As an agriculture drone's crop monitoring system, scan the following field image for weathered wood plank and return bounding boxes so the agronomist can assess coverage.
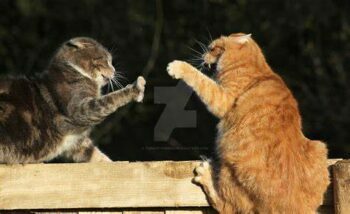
[123,211,164,214]
[0,160,340,210]
[79,212,123,214]
[333,160,350,214]
[165,209,216,214]
[0,161,207,210]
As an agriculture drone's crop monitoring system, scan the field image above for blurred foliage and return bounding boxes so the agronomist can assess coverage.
[0,0,349,160]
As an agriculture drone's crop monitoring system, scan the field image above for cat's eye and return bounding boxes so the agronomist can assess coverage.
[209,46,222,52]
[210,46,224,53]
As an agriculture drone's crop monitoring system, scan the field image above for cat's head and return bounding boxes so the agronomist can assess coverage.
[51,37,115,87]
[203,33,264,72]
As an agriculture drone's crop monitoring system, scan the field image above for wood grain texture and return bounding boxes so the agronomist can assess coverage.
[333,160,350,214]
[0,161,207,210]
[123,211,164,214]
[165,209,216,214]
[0,159,342,211]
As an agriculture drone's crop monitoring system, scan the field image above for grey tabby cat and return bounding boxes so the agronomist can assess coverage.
[0,37,146,163]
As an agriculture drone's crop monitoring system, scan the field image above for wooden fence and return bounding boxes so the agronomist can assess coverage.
[0,159,349,213]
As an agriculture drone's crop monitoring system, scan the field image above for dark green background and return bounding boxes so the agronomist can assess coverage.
[0,0,349,160]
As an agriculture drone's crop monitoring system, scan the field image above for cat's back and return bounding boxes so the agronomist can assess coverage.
[0,75,56,144]
[0,75,65,163]
[218,73,329,211]
[1,76,38,131]
[0,76,39,115]
[0,76,33,104]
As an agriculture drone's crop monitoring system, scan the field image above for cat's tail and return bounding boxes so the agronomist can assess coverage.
[305,140,330,210]
[308,140,328,162]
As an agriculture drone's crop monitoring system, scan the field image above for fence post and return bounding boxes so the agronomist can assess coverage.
[333,160,350,214]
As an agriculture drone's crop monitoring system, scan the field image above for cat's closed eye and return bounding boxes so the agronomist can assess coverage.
[209,46,224,52]
[208,46,224,57]
[93,57,103,60]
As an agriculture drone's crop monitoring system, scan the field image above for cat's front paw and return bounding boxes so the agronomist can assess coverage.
[134,76,146,102]
[167,60,192,79]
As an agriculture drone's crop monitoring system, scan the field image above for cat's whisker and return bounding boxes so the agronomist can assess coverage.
[187,46,203,56]
[109,79,114,92]
[187,57,203,63]
[111,77,123,89]
[115,73,128,82]
[206,28,213,44]
[187,52,206,68]
[188,61,200,66]
[195,39,209,53]
[113,70,129,82]
[188,58,204,66]
[198,39,209,48]
[196,43,206,54]
[107,81,111,93]
[190,54,204,59]
[187,58,204,69]
[195,56,203,61]
[190,59,205,70]
[110,78,118,88]
[187,51,204,62]
[114,77,127,85]
[116,74,128,80]
[112,73,125,85]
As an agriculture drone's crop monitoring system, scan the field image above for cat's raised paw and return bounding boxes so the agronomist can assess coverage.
[135,76,146,102]
[167,60,190,79]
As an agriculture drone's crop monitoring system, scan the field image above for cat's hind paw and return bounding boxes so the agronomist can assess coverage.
[167,60,190,79]
[193,160,212,185]
[135,76,146,102]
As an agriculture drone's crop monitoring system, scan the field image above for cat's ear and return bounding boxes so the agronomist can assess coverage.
[236,34,252,44]
[66,39,84,49]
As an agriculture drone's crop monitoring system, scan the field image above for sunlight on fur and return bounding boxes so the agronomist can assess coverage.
[167,33,329,213]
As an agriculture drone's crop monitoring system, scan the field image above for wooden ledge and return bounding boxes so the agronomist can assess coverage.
[0,159,346,213]
[0,161,206,210]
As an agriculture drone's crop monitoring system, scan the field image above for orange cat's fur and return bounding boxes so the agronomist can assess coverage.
[167,33,329,213]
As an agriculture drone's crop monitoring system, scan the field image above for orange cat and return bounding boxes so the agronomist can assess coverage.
[167,33,329,213]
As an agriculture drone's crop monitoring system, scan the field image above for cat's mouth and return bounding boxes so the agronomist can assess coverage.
[204,62,218,73]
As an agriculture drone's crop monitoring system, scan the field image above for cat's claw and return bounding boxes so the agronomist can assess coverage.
[135,76,146,102]
[167,60,189,79]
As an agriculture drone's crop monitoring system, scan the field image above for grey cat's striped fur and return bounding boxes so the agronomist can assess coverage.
[0,37,146,163]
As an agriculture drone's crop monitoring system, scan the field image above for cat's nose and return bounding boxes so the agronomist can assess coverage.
[111,66,116,73]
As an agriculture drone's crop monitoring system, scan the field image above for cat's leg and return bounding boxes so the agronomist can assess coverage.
[68,76,146,126]
[62,137,112,162]
[167,60,232,118]
[193,161,227,213]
